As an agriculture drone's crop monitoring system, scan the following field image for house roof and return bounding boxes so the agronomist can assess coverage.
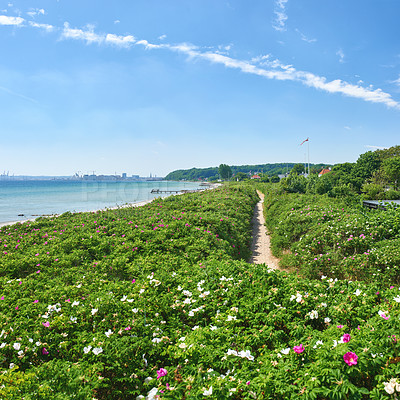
[251,174,261,179]
[318,169,331,177]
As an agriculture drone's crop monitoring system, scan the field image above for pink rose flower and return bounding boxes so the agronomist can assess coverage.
[293,344,304,354]
[343,352,358,366]
[342,334,351,343]
[157,368,168,379]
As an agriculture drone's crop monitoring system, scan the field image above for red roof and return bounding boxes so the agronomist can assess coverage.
[251,175,261,179]
[318,169,331,177]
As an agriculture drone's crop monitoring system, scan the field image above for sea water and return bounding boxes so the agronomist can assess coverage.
[0,180,203,224]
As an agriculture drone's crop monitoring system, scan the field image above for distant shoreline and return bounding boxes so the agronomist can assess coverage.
[0,199,154,229]
[0,180,207,228]
[0,183,220,229]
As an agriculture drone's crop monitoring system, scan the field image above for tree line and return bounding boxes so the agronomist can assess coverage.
[280,145,400,199]
[164,162,327,181]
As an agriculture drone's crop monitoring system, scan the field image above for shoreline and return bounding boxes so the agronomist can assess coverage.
[0,199,155,229]
[0,183,220,229]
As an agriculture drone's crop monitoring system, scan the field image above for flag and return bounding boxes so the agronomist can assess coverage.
[300,137,309,146]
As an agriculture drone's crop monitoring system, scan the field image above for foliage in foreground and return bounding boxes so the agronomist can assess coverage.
[0,185,399,399]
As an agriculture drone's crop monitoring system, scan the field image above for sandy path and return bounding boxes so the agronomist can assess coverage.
[249,190,280,269]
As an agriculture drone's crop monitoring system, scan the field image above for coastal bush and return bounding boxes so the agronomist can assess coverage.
[262,186,400,284]
[1,184,400,399]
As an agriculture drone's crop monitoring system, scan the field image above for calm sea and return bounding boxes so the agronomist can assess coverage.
[0,180,203,224]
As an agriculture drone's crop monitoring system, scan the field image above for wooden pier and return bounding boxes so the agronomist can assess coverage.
[151,189,204,194]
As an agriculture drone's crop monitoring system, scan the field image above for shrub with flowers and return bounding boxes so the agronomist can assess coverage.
[0,183,399,399]
[262,185,400,284]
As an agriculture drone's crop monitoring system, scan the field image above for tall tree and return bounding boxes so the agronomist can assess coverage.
[291,163,305,175]
[218,164,232,180]
[352,151,381,181]
[382,156,400,190]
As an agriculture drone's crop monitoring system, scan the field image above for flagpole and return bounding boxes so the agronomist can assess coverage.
[299,137,310,176]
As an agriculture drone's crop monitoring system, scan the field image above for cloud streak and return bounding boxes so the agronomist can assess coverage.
[155,46,400,110]
[54,22,400,110]
[62,22,135,48]
[0,85,38,103]
[295,29,316,43]
[365,145,388,150]
[29,21,54,31]
[2,16,400,110]
[273,0,289,32]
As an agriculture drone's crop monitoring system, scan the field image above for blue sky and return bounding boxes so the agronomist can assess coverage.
[0,1,399,177]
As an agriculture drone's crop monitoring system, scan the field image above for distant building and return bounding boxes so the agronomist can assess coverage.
[318,168,331,177]
[251,174,261,179]
[122,173,127,179]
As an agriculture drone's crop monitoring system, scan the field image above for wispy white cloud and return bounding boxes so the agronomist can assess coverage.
[344,126,351,130]
[391,75,400,87]
[61,22,135,48]
[27,8,45,18]
[62,22,103,44]
[29,21,53,31]
[336,48,345,63]
[3,17,400,110]
[114,20,120,24]
[136,39,164,50]
[62,25,399,109]
[365,145,388,150]
[295,29,316,43]
[158,34,167,40]
[105,33,135,47]
[162,48,400,110]
[0,85,38,103]
[0,14,24,25]
[273,0,289,32]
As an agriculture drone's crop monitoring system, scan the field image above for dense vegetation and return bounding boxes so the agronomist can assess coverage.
[164,163,327,181]
[263,185,400,284]
[280,145,400,200]
[1,184,399,399]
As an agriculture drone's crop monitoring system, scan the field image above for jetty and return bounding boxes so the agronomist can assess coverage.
[151,188,204,194]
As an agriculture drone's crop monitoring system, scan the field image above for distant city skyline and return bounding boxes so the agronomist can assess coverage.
[0,1,399,176]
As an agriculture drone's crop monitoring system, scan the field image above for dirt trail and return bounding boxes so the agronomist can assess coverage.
[249,190,280,269]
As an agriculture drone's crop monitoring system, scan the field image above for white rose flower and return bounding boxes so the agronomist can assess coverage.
[83,345,92,354]
[92,347,103,355]
[203,386,213,396]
